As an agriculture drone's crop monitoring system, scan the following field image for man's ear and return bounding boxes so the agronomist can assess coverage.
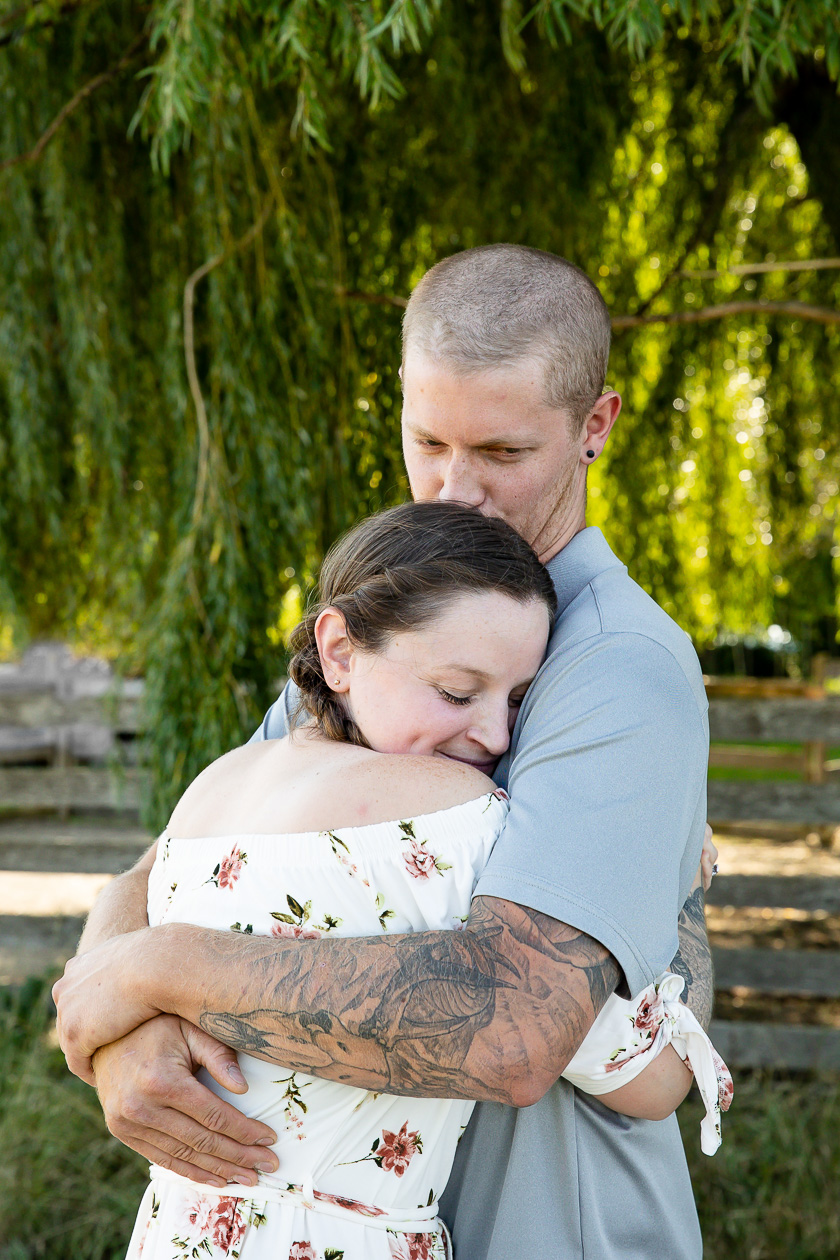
[314,608,353,693]
[580,390,621,462]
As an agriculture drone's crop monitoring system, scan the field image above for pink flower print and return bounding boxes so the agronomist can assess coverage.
[633,992,663,1034]
[326,831,370,886]
[400,821,451,881]
[376,1121,423,1177]
[313,1190,387,1218]
[491,788,509,803]
[272,922,322,940]
[186,1196,215,1233]
[211,1198,247,1253]
[712,1047,734,1112]
[270,894,339,938]
[218,847,246,889]
[604,1042,648,1072]
[389,1235,438,1260]
[206,846,247,889]
[403,837,438,880]
[289,1244,318,1260]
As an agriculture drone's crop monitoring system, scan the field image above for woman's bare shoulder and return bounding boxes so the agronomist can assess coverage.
[166,742,280,835]
[165,738,496,837]
[332,753,496,827]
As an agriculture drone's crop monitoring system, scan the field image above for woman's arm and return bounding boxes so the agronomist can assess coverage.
[593,835,717,1120]
[76,842,157,954]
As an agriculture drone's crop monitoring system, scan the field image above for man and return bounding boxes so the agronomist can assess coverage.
[55,245,713,1258]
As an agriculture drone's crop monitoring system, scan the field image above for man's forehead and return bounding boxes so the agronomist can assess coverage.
[402,347,546,393]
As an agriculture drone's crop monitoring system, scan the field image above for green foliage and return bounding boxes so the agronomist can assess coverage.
[681,1074,840,1258]
[0,975,145,1258]
[1,1,839,825]
[1,987,838,1260]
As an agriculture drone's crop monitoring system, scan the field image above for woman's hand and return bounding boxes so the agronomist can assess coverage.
[52,927,164,1084]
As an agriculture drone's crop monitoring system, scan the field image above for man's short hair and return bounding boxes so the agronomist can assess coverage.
[402,244,611,428]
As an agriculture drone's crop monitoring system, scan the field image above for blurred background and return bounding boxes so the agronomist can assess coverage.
[1,2,839,1257]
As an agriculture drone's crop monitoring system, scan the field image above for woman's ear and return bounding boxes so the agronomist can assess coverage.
[314,608,353,693]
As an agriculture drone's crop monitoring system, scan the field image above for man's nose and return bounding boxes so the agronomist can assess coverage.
[438,457,484,507]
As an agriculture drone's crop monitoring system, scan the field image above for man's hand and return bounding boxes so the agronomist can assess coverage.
[53,928,162,1083]
[92,1015,279,1186]
[699,823,718,893]
[79,901,621,1108]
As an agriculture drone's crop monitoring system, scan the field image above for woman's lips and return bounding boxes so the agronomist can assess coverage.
[440,752,498,775]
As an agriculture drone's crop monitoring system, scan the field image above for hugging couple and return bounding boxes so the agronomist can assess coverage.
[54,244,731,1260]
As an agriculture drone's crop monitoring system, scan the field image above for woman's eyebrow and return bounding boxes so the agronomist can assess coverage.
[436,665,490,682]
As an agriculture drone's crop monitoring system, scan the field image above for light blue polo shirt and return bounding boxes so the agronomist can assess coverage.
[252,527,708,1259]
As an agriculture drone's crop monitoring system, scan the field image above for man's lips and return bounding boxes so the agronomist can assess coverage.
[440,752,499,775]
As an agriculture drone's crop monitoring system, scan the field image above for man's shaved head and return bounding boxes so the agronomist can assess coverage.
[402,244,612,429]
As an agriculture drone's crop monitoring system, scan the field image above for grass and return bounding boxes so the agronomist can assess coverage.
[681,1078,840,1258]
[0,976,145,1260]
[3,977,840,1260]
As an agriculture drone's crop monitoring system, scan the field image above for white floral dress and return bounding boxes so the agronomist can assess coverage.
[128,791,731,1260]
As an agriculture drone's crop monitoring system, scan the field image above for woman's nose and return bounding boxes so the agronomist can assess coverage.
[470,704,511,758]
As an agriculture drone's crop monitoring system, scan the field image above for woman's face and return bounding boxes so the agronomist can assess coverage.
[341,590,551,774]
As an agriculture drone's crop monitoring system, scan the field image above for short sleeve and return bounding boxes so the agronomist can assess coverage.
[473,632,708,994]
[248,679,299,742]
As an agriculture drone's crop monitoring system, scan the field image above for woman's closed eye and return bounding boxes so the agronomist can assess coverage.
[436,687,473,706]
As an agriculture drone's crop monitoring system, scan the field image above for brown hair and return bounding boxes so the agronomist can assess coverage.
[288,500,557,745]
[402,243,611,429]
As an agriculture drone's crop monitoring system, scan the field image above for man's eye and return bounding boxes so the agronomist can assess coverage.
[419,439,444,449]
[509,694,525,709]
[489,448,522,458]
[437,688,472,706]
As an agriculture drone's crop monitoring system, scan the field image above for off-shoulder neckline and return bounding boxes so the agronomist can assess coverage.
[163,789,508,845]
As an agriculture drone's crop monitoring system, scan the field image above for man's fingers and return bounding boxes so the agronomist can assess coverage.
[118,1073,278,1169]
[64,1043,96,1086]
[109,1128,240,1188]
[164,1065,277,1150]
[105,1093,279,1176]
[179,1020,248,1095]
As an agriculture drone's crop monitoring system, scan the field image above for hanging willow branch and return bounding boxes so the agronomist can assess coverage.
[680,257,840,279]
[0,31,146,173]
[335,286,408,309]
[611,300,840,330]
[334,288,840,329]
[183,196,276,531]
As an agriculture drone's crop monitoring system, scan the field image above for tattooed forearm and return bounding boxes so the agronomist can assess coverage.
[162,897,620,1107]
[670,885,714,1030]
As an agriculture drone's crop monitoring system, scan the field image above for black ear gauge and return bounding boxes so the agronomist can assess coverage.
[586,450,595,459]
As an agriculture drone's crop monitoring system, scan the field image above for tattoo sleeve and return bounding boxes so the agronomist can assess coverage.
[669,885,714,1030]
[161,897,620,1107]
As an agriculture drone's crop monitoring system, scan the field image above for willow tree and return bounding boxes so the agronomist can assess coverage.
[1,0,839,825]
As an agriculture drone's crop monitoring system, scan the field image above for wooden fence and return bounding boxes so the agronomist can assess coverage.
[2,646,840,1071]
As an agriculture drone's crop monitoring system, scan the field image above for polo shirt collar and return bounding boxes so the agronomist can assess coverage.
[546,526,626,616]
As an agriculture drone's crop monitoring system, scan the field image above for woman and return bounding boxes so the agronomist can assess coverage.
[112,502,725,1260]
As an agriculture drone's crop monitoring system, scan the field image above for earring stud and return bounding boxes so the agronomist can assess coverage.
[586,449,595,459]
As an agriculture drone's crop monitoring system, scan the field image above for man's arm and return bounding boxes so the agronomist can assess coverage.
[75,843,280,1184]
[56,894,620,1108]
[668,881,714,1030]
